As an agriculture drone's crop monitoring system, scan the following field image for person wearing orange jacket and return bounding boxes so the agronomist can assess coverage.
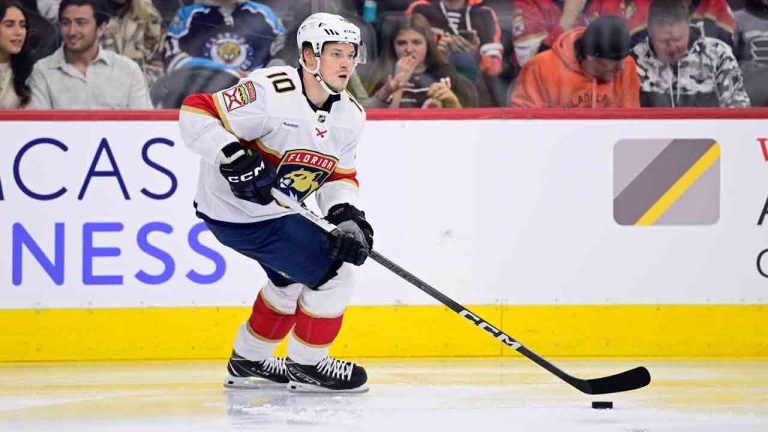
[511,0,624,67]
[510,0,734,68]
[510,15,640,108]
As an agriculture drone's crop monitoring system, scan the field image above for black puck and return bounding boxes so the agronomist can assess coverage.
[592,401,613,409]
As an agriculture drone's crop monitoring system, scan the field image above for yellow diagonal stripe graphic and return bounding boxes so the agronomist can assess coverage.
[635,143,720,226]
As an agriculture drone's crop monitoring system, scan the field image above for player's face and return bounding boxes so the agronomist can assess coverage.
[649,21,689,64]
[0,7,26,58]
[60,5,104,54]
[581,56,623,83]
[318,42,357,91]
[393,29,427,68]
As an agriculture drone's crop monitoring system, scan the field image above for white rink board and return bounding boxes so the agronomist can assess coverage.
[1,119,766,309]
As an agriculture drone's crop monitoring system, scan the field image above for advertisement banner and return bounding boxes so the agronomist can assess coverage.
[2,116,767,309]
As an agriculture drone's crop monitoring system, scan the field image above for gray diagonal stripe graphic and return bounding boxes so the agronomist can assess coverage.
[655,159,720,225]
[613,139,672,198]
[613,139,716,225]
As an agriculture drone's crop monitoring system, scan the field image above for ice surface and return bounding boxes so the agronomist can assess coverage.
[0,358,765,431]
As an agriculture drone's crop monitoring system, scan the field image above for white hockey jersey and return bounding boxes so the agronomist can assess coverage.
[179,66,366,223]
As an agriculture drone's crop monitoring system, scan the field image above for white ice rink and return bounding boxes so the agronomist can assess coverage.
[0,358,766,432]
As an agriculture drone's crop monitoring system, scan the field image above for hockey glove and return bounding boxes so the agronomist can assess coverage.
[325,203,374,266]
[218,142,276,205]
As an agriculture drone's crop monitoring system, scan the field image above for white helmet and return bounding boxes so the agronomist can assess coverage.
[297,13,366,95]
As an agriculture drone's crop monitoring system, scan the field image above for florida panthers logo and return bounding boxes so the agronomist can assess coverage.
[216,41,242,64]
[275,150,338,202]
[279,169,323,192]
[205,32,255,70]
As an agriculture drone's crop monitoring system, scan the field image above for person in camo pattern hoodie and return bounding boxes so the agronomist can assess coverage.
[631,0,750,107]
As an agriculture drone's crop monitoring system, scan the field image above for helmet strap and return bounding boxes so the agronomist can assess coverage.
[300,50,342,96]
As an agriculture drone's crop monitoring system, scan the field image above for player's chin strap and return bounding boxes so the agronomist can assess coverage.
[300,56,342,96]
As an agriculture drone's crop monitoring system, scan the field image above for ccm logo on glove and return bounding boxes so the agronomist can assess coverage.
[225,160,265,183]
[218,143,276,205]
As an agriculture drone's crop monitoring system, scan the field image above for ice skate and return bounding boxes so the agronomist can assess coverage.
[286,356,368,393]
[223,351,288,388]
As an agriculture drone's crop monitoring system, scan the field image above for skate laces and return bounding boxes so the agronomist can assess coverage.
[316,356,354,381]
[261,357,286,375]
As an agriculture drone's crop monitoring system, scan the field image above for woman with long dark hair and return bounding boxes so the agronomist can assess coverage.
[0,0,30,108]
[363,14,478,109]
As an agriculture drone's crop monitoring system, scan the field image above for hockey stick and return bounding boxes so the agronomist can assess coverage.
[271,188,651,395]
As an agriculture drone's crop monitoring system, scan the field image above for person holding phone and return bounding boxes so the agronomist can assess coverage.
[406,0,503,105]
[364,14,478,108]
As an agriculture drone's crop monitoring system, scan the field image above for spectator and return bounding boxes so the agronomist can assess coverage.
[28,0,151,108]
[364,14,477,108]
[632,0,750,107]
[734,0,768,105]
[102,0,164,86]
[163,0,286,75]
[406,0,502,105]
[378,0,414,11]
[511,1,736,67]
[511,0,624,67]
[627,0,737,47]
[734,0,768,68]
[510,15,639,108]
[0,0,31,108]
[15,0,59,62]
[37,0,61,23]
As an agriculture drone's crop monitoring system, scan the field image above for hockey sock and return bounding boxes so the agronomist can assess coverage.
[233,291,297,361]
[287,304,344,365]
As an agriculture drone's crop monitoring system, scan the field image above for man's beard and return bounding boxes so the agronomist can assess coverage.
[66,38,97,53]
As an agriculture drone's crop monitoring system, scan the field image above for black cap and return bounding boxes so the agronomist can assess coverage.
[579,15,631,60]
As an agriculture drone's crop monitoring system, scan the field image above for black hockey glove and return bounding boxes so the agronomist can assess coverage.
[218,142,276,205]
[325,203,374,266]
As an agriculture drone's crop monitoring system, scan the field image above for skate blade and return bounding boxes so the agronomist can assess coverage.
[287,380,369,394]
[223,375,287,389]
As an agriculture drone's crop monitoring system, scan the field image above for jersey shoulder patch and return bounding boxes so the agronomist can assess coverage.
[220,81,258,112]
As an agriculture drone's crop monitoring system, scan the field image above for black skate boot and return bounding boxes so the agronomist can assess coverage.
[285,356,368,393]
[223,351,288,388]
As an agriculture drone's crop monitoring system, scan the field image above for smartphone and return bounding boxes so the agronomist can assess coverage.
[458,29,477,42]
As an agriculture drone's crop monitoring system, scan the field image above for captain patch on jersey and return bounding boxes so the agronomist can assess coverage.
[276,150,339,202]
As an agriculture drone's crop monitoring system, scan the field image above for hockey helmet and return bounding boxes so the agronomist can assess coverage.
[296,13,366,65]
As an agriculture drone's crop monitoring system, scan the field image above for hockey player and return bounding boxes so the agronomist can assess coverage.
[178,12,372,393]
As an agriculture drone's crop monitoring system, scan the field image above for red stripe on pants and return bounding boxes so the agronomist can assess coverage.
[248,293,296,341]
[293,306,344,346]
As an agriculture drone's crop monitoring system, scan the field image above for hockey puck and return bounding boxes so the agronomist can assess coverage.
[592,401,613,409]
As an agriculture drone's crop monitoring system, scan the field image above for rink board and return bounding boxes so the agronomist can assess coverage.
[1,305,765,361]
[0,109,767,360]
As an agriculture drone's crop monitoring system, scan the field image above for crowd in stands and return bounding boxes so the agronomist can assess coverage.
[0,0,765,109]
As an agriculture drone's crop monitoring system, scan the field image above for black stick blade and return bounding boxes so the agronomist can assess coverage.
[572,366,651,395]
